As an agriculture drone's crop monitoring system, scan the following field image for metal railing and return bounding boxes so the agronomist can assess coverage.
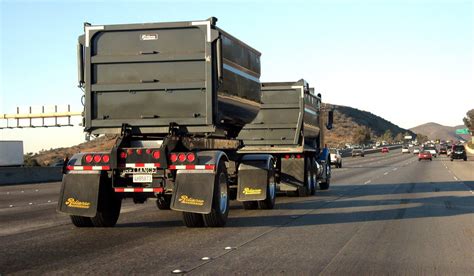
[0,105,81,129]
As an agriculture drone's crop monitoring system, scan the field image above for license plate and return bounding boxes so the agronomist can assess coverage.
[133,174,153,183]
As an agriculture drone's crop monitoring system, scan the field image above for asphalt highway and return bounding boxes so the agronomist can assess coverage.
[1,150,473,274]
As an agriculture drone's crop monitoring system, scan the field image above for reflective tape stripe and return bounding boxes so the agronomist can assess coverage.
[124,163,160,168]
[67,165,110,171]
[168,164,215,170]
[114,187,163,193]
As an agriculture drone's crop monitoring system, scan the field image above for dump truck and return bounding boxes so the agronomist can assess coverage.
[238,80,333,198]
[58,17,278,228]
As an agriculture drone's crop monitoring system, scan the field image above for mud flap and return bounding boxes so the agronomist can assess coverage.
[57,173,101,217]
[237,163,268,201]
[170,171,215,214]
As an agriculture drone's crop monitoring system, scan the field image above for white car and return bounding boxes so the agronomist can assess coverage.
[330,149,342,168]
[401,146,410,153]
[423,146,438,157]
[413,148,420,154]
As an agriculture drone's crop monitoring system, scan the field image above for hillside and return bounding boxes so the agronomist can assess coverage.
[325,104,414,147]
[25,104,412,166]
[24,135,117,166]
[409,122,469,142]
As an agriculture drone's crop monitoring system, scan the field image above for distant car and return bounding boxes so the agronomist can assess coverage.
[423,146,437,158]
[418,151,432,161]
[381,147,389,153]
[413,148,420,154]
[330,149,343,168]
[450,145,467,161]
[439,146,447,155]
[401,146,410,154]
[352,147,365,157]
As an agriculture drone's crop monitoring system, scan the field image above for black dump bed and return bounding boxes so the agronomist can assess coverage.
[78,17,261,137]
[238,80,323,153]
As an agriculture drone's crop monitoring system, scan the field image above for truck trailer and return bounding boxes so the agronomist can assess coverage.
[238,80,333,199]
[58,17,279,228]
[57,17,333,228]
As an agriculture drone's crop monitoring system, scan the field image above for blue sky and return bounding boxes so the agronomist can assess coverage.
[0,0,473,152]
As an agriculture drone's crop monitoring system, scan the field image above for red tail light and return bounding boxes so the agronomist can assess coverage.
[136,149,142,155]
[296,154,302,159]
[178,153,186,162]
[284,154,290,159]
[85,154,93,163]
[170,153,178,162]
[93,155,101,163]
[187,153,196,162]
[120,152,127,159]
[127,149,133,155]
[146,149,152,154]
[102,155,110,163]
[152,151,160,159]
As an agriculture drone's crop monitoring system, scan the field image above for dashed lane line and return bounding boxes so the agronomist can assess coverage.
[364,180,372,184]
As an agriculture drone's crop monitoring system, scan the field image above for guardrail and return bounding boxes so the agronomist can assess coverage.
[0,167,62,185]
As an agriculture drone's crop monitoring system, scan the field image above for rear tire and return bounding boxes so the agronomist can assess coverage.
[451,158,453,162]
[90,180,122,227]
[242,201,258,210]
[259,169,276,209]
[156,195,171,210]
[203,160,229,227]
[182,212,204,227]
[319,159,331,190]
[70,215,93,227]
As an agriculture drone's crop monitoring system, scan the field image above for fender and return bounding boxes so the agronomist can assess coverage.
[237,154,273,201]
[57,153,109,217]
[170,151,228,214]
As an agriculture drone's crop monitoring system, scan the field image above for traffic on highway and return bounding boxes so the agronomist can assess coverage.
[1,149,473,274]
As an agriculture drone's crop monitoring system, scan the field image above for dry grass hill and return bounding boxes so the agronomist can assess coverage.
[409,122,469,142]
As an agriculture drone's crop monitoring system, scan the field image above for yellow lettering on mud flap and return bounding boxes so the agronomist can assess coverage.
[179,195,205,206]
[65,198,91,209]
[243,187,262,195]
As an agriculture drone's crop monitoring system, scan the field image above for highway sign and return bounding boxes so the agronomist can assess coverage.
[455,128,470,135]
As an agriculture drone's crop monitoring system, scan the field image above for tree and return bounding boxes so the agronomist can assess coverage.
[416,133,428,144]
[382,129,393,143]
[463,109,474,132]
[394,133,404,143]
[352,126,371,145]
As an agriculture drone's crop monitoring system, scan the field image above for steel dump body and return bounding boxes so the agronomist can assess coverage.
[79,18,261,137]
[238,80,322,153]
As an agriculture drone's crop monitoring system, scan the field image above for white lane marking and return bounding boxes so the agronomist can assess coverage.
[384,172,389,175]
[453,176,458,181]
[393,168,398,171]
[364,180,372,184]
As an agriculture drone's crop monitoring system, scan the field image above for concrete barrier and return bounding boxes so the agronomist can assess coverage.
[0,167,62,185]
[340,145,402,158]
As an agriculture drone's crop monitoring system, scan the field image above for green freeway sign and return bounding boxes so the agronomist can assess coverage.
[455,128,470,135]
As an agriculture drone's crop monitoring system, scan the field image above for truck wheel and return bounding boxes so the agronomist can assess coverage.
[156,195,171,210]
[242,201,258,210]
[259,169,276,209]
[339,161,342,168]
[464,157,467,161]
[319,160,331,190]
[91,182,122,227]
[203,161,229,227]
[70,215,93,227]
[297,158,312,197]
[182,212,204,227]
